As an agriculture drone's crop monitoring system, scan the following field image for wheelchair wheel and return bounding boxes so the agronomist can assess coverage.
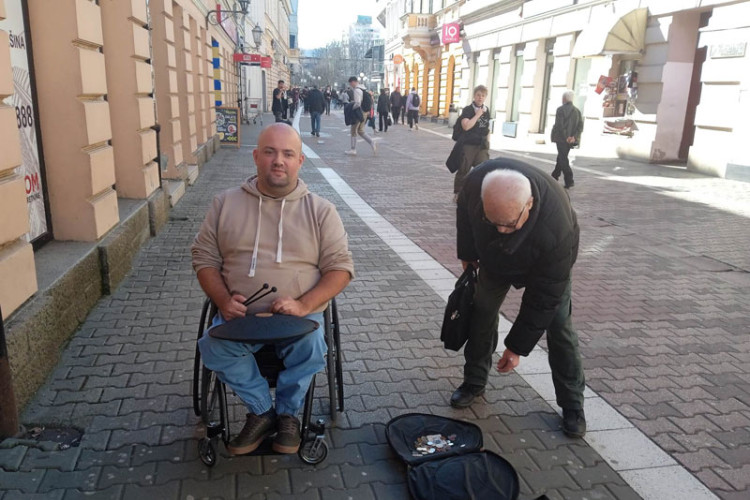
[299,436,328,465]
[200,367,225,426]
[198,437,217,467]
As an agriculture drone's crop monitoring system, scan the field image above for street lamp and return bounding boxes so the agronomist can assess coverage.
[251,24,263,48]
[205,0,251,27]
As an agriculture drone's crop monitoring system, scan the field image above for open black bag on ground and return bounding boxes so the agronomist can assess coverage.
[386,413,521,500]
[440,265,476,351]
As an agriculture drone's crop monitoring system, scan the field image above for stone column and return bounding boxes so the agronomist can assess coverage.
[149,0,185,180]
[27,0,118,241]
[173,3,198,167]
[100,0,158,199]
[0,6,37,319]
[652,11,700,163]
[192,20,207,147]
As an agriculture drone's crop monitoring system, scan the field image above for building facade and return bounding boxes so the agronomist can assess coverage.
[379,0,750,180]
[0,0,292,412]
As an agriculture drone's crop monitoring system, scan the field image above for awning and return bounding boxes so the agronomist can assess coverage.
[572,8,648,58]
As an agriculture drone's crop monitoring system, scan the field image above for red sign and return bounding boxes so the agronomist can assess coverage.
[442,22,461,44]
[393,54,404,65]
[233,53,261,63]
[260,56,272,68]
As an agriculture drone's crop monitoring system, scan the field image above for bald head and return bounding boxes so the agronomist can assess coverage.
[481,170,533,233]
[253,123,305,197]
[257,123,302,154]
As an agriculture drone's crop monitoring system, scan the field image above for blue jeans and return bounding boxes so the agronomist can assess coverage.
[198,312,327,416]
[310,111,321,134]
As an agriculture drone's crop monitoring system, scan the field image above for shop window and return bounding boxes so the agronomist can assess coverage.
[509,44,524,122]
[603,59,638,118]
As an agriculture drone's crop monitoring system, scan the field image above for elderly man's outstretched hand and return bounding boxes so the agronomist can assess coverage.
[496,348,521,373]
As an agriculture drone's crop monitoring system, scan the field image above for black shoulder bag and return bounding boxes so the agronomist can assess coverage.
[440,265,477,351]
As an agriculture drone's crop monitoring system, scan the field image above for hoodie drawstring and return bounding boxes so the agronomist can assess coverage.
[276,198,286,263]
[248,196,286,277]
[248,197,263,277]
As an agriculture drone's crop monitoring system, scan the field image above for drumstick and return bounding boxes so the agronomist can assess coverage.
[242,283,269,306]
[243,286,277,307]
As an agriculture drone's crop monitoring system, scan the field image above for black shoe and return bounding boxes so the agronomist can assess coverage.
[450,383,485,408]
[562,408,586,438]
[551,172,560,181]
[273,414,301,454]
[564,182,575,189]
[227,410,276,455]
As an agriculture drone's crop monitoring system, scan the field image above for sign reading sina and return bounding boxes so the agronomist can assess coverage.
[0,0,49,243]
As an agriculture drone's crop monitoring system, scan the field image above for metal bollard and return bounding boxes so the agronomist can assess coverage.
[0,305,20,439]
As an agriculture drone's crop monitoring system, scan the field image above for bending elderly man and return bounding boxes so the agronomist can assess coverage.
[452,158,586,438]
[192,123,354,455]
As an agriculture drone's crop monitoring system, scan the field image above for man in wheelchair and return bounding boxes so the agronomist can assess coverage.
[191,123,354,455]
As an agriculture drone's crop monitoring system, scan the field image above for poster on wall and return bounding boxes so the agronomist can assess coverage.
[0,0,48,243]
[216,107,240,147]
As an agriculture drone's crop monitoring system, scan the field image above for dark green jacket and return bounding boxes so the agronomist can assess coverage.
[550,101,583,144]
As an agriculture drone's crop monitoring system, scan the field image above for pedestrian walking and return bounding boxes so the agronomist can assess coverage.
[324,86,332,115]
[405,88,421,130]
[389,87,402,125]
[344,76,377,156]
[338,88,349,107]
[452,161,586,439]
[306,85,326,137]
[453,85,491,200]
[377,88,391,133]
[550,90,583,189]
[272,80,288,122]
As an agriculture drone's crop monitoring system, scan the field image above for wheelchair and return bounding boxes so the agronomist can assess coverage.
[191,296,344,467]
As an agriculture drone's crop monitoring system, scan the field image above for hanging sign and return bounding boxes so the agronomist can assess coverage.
[0,0,49,243]
[442,22,461,45]
[233,53,261,64]
[393,54,404,65]
[260,56,272,68]
[216,107,240,147]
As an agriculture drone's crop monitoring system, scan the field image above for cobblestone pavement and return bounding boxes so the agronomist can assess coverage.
[0,110,747,499]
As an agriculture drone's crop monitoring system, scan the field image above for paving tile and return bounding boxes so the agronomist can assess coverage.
[585,428,676,471]
[619,465,721,500]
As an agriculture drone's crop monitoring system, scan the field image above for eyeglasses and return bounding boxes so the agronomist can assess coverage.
[482,204,527,230]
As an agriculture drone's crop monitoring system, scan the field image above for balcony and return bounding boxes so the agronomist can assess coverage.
[399,13,438,53]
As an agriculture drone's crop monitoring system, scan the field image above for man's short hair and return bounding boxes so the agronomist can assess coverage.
[562,90,575,103]
[278,80,284,85]
[473,85,488,96]
[348,76,358,83]
[481,169,531,207]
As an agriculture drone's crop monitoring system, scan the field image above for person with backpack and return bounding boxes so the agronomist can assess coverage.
[405,88,421,131]
[452,85,491,201]
[344,76,377,156]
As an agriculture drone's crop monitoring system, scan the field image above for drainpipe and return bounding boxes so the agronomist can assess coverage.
[0,306,20,439]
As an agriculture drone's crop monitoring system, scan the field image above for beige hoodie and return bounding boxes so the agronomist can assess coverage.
[191,176,354,314]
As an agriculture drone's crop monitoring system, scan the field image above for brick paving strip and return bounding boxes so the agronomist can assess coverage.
[0,109,746,499]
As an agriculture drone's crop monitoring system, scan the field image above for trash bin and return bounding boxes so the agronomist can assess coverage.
[448,103,459,127]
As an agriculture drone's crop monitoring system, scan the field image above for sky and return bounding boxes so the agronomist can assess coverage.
[297,0,380,49]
